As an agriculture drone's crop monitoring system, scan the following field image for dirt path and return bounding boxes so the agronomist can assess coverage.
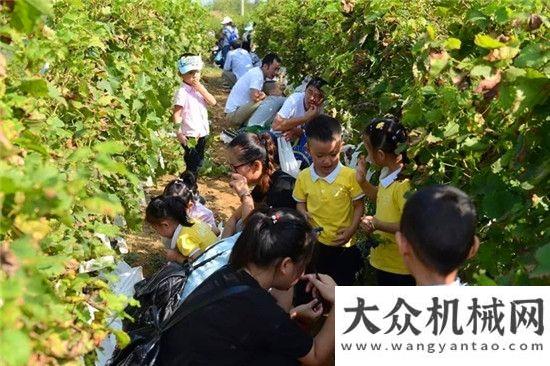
[125,66,240,276]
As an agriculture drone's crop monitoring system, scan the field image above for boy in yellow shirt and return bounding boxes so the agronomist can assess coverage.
[293,115,365,285]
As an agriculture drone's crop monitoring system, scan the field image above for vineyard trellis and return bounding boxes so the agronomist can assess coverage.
[0,1,211,364]
[253,0,549,285]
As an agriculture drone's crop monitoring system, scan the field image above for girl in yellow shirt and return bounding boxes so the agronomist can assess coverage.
[356,118,415,286]
[145,195,217,264]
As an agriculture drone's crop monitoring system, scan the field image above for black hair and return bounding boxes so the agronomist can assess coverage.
[261,53,281,67]
[262,80,279,95]
[229,207,315,269]
[304,114,342,143]
[231,40,242,49]
[163,179,194,205]
[228,132,277,194]
[145,195,193,227]
[178,171,199,195]
[179,52,196,58]
[364,117,409,163]
[400,185,477,276]
[306,76,328,92]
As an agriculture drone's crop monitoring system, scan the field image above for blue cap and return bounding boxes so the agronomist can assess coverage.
[178,55,203,74]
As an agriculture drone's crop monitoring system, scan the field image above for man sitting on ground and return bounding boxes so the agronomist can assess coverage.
[245,80,287,130]
[224,53,282,127]
[222,41,253,88]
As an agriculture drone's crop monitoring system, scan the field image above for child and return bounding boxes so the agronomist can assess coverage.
[173,54,217,176]
[163,178,220,236]
[145,195,217,263]
[293,115,365,285]
[396,185,480,285]
[178,170,205,204]
[356,118,414,285]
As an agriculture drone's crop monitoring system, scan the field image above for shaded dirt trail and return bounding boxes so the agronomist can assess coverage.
[125,66,240,276]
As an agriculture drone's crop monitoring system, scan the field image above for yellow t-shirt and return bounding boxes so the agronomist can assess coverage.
[293,164,364,246]
[369,178,411,274]
[174,219,217,258]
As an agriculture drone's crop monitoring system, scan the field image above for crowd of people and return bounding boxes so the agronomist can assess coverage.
[136,19,482,365]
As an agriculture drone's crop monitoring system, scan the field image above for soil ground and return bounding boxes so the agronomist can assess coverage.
[125,66,240,276]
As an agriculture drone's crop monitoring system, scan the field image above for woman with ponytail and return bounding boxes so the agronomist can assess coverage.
[356,117,415,285]
[145,195,217,263]
[222,132,296,238]
[158,208,337,366]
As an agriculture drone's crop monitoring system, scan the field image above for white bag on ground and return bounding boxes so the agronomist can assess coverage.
[95,261,144,366]
[277,136,300,178]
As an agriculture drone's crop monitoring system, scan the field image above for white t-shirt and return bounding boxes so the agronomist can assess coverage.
[223,49,253,79]
[277,92,306,119]
[225,67,264,113]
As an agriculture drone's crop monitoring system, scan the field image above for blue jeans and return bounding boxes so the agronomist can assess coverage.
[220,45,231,68]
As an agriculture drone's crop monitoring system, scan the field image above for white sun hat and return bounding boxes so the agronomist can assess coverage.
[244,23,254,31]
[177,55,204,75]
[221,16,233,25]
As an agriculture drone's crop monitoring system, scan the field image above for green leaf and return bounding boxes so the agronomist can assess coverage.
[473,272,498,285]
[533,243,550,277]
[443,37,461,50]
[94,141,127,155]
[443,121,459,137]
[482,190,518,219]
[82,195,124,217]
[186,137,198,149]
[11,0,53,33]
[494,7,511,24]
[474,34,505,49]
[470,65,492,77]
[97,80,113,94]
[426,24,436,40]
[504,66,526,81]
[19,78,49,97]
[113,329,131,349]
[92,223,121,237]
[515,43,549,69]
[0,330,31,366]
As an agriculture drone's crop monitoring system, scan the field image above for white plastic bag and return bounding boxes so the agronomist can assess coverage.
[95,261,143,366]
[277,136,300,178]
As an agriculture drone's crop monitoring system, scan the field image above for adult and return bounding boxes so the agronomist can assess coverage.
[271,77,327,167]
[224,53,282,127]
[158,207,336,366]
[246,80,286,130]
[271,77,326,137]
[222,40,253,87]
[220,16,239,66]
[222,132,295,238]
[249,44,262,67]
[242,22,254,51]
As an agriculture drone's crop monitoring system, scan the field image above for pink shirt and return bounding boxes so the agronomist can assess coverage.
[189,202,217,230]
[173,83,209,138]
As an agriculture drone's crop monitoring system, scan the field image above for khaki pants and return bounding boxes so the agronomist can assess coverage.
[226,101,261,127]
[222,70,237,87]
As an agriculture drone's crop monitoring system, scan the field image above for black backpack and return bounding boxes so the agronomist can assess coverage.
[109,248,247,365]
